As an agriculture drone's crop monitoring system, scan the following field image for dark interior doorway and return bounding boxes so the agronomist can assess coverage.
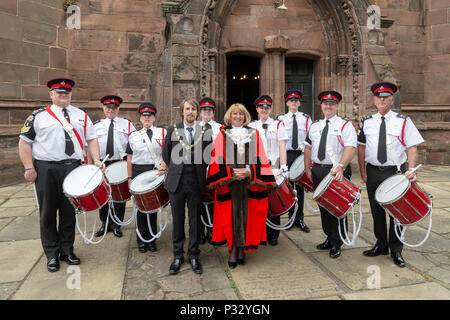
[226,55,260,121]
[285,58,314,118]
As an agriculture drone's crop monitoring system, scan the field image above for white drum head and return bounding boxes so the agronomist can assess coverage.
[272,169,284,186]
[105,161,128,184]
[63,165,103,197]
[312,173,333,200]
[130,170,164,193]
[289,155,305,181]
[375,174,410,204]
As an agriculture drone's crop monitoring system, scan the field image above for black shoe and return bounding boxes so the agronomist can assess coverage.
[391,252,406,268]
[169,257,184,275]
[112,226,123,238]
[189,258,203,274]
[60,253,81,265]
[199,231,206,245]
[228,261,237,269]
[148,242,157,252]
[47,258,60,272]
[316,239,332,250]
[206,229,213,244]
[268,238,278,246]
[138,243,148,253]
[329,246,341,259]
[296,220,310,233]
[95,223,107,237]
[363,245,389,257]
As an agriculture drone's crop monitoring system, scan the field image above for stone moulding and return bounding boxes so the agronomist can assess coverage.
[162,0,192,16]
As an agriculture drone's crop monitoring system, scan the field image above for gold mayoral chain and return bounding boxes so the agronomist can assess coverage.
[174,124,206,151]
[222,128,256,155]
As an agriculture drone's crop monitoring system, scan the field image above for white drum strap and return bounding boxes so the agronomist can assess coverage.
[140,128,161,168]
[394,200,433,247]
[201,203,213,228]
[135,204,169,243]
[75,209,109,245]
[338,200,363,247]
[107,198,136,226]
[305,198,320,213]
[266,190,298,230]
[51,106,84,161]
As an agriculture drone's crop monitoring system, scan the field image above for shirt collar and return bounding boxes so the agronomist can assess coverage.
[376,110,394,120]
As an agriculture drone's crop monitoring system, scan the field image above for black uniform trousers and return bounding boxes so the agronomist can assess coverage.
[132,164,157,245]
[199,201,213,239]
[99,159,126,228]
[312,163,351,249]
[169,164,201,260]
[366,163,406,253]
[34,159,80,259]
[266,150,305,241]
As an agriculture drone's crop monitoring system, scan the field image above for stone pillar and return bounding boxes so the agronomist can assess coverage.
[264,34,289,116]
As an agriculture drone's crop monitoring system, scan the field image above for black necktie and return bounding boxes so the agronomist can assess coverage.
[187,127,194,146]
[146,128,153,141]
[292,114,298,150]
[106,120,114,158]
[318,120,329,161]
[262,123,268,137]
[378,116,387,164]
[62,108,74,156]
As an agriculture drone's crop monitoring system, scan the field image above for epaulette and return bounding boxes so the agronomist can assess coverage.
[93,119,101,125]
[32,107,46,116]
[312,120,320,124]
[361,115,372,122]
[303,113,311,118]
[342,117,351,122]
[396,114,408,119]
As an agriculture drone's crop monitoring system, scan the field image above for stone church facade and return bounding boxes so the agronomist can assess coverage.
[0,0,449,185]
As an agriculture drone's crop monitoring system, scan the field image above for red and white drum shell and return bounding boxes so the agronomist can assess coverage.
[104,161,131,203]
[268,170,296,217]
[63,164,111,212]
[289,154,314,192]
[202,190,215,205]
[312,173,360,219]
[375,174,433,226]
[129,170,169,214]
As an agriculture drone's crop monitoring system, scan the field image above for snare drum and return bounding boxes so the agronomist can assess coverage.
[375,174,432,226]
[104,161,131,203]
[129,170,169,213]
[289,155,314,192]
[63,165,111,212]
[202,190,215,205]
[312,173,360,219]
[268,170,296,217]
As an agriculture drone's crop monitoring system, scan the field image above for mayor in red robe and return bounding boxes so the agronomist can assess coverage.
[206,103,276,268]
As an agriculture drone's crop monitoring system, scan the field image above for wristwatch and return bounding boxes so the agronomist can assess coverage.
[337,163,345,168]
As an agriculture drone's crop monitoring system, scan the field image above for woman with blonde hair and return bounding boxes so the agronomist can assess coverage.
[206,103,276,268]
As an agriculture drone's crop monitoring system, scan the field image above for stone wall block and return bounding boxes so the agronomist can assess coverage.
[18,0,64,26]
[0,0,18,15]
[68,50,99,71]
[123,73,149,88]
[0,83,21,99]
[22,20,58,45]
[50,47,67,69]
[38,68,68,85]
[0,13,23,41]
[0,38,49,67]
[74,30,128,52]
[0,63,38,85]
[128,33,165,53]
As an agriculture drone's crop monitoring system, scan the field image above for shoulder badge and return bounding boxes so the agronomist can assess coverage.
[20,108,45,134]
[361,115,372,122]
[342,117,351,122]
[396,114,408,119]
[303,113,311,118]
[93,119,101,125]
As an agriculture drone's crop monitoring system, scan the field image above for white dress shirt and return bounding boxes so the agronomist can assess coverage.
[126,126,166,165]
[278,111,311,150]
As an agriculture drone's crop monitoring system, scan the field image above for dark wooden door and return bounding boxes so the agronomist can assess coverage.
[285,58,314,118]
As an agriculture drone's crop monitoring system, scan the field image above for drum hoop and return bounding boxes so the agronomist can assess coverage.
[269,175,288,193]
[312,174,334,200]
[135,200,169,214]
[288,155,305,181]
[63,165,106,198]
[269,199,296,217]
[375,174,411,205]
[129,171,164,195]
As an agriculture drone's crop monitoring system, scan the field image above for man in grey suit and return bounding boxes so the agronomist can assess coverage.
[159,98,212,275]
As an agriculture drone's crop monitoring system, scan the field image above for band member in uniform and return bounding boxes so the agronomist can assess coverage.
[126,103,165,253]
[358,81,424,267]
[278,89,311,232]
[304,91,357,258]
[207,103,276,268]
[160,99,212,275]
[198,97,222,244]
[18,78,103,272]
[94,95,136,238]
[249,95,288,246]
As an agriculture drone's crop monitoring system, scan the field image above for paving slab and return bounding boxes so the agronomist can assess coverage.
[426,267,450,286]
[0,282,20,300]
[0,217,14,231]
[0,215,40,241]
[0,184,27,197]
[0,197,38,208]
[342,282,450,300]
[0,206,37,218]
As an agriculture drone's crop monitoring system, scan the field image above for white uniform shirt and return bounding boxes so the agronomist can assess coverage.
[249,118,288,166]
[126,126,166,165]
[199,119,221,142]
[278,111,311,151]
[305,115,357,165]
[94,117,135,161]
[19,104,97,161]
[357,110,424,166]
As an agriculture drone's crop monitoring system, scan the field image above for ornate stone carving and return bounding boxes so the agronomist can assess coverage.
[161,0,192,16]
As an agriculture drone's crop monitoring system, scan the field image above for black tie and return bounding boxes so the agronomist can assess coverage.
[106,120,114,158]
[292,114,298,150]
[146,128,153,141]
[62,108,74,156]
[318,120,329,161]
[187,127,194,146]
[378,116,387,164]
[262,123,268,137]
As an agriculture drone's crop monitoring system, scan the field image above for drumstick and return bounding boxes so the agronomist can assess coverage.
[385,164,422,193]
[83,155,109,188]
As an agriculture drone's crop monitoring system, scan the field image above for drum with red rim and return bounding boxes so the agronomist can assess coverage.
[202,190,215,205]
[375,174,432,226]
[268,170,296,217]
[312,173,360,219]
[289,154,314,192]
[63,164,111,212]
[129,170,169,213]
[104,161,131,203]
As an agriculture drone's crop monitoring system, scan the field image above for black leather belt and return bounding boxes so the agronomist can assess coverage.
[35,159,80,165]
[367,163,403,171]
[313,163,333,169]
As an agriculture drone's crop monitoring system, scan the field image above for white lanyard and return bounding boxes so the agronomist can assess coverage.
[139,128,160,167]
[50,106,84,160]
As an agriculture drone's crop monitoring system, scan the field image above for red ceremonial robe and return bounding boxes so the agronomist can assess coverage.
[206,127,276,252]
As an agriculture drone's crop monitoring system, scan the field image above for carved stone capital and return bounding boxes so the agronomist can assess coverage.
[264,34,290,53]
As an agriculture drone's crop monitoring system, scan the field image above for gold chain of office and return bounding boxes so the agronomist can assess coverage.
[174,125,206,150]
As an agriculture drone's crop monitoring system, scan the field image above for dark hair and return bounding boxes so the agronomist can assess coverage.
[180,99,199,119]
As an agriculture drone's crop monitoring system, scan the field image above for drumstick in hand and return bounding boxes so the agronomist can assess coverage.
[385,164,422,193]
[83,154,109,188]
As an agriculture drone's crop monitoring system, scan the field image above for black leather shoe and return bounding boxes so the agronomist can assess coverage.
[268,238,278,246]
[148,242,157,252]
[190,258,203,274]
[60,253,81,265]
[296,220,310,233]
[316,239,332,250]
[112,226,123,238]
[138,243,148,253]
[206,229,213,244]
[329,246,341,259]
[228,261,237,269]
[199,231,206,245]
[47,258,60,272]
[169,257,184,275]
[363,245,389,257]
[95,223,107,237]
[391,252,406,268]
